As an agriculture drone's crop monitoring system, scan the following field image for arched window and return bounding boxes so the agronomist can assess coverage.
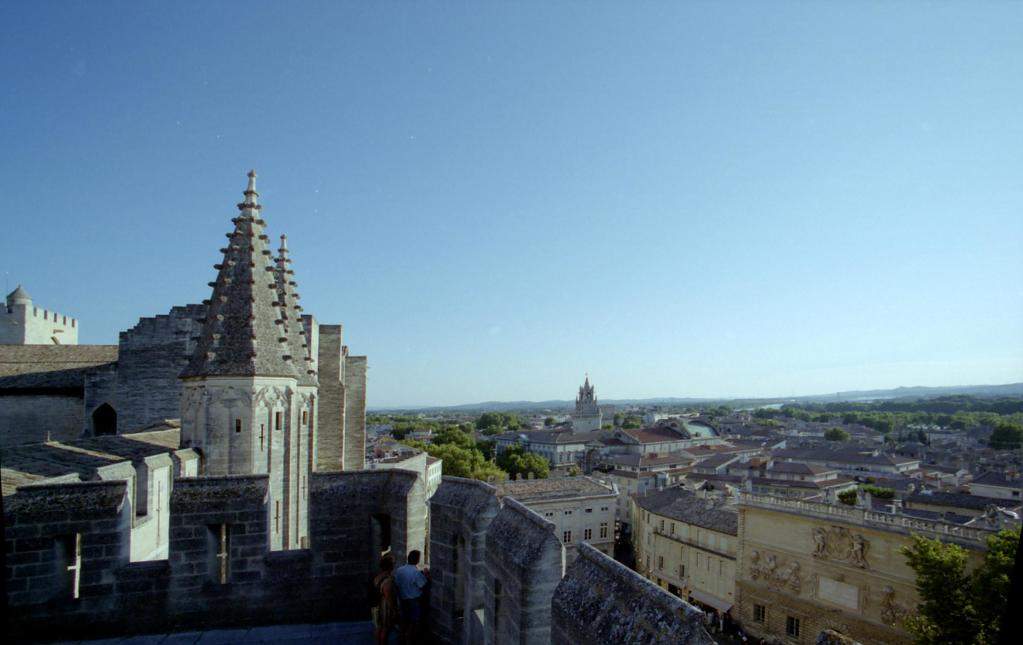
[92,403,117,436]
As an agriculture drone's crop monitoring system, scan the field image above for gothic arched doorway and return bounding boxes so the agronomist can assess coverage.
[92,403,117,436]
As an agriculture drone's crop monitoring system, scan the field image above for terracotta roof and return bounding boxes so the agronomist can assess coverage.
[768,461,834,475]
[603,452,694,468]
[0,344,117,389]
[620,425,688,444]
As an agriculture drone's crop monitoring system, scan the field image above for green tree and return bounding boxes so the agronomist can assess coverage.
[989,421,1023,450]
[432,425,475,450]
[824,427,851,441]
[497,446,550,479]
[544,416,555,427]
[902,528,1019,644]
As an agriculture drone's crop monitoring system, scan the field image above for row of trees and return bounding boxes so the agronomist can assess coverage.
[747,397,1023,448]
[397,417,554,482]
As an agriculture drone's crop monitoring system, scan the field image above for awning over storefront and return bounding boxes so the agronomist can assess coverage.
[689,589,733,614]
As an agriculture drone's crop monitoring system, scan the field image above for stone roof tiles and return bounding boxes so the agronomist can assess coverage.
[907,490,1020,511]
[972,471,1021,489]
[1,429,182,496]
[0,344,118,389]
[181,172,299,380]
[495,475,615,504]
[633,487,738,535]
[552,542,713,645]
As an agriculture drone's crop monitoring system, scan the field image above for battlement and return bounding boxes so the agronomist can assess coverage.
[5,468,427,641]
[1,295,79,345]
[118,304,207,347]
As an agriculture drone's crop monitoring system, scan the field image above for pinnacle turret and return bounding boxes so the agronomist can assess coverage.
[274,233,317,386]
[181,171,298,379]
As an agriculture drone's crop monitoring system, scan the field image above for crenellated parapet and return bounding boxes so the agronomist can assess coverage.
[5,468,430,641]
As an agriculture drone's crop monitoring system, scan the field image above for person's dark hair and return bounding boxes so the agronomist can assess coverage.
[380,553,396,572]
[407,549,421,565]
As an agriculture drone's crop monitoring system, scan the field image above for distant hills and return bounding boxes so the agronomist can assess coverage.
[370,382,1023,414]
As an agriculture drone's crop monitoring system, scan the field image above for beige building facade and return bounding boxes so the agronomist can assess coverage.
[736,493,992,644]
[633,488,738,619]
[496,476,617,562]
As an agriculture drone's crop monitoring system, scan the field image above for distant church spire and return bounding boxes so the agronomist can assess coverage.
[181,170,297,379]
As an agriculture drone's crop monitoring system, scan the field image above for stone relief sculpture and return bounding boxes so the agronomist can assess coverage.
[811,526,870,569]
[813,527,827,557]
[880,585,910,626]
[749,549,801,592]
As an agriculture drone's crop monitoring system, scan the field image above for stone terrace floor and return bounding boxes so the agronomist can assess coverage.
[59,621,376,645]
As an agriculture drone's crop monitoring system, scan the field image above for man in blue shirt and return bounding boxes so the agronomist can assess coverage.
[394,549,429,642]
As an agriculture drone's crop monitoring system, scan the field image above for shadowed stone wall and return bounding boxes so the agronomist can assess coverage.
[342,354,367,471]
[5,470,427,641]
[315,325,344,471]
[551,542,714,644]
[0,393,84,445]
[4,481,134,641]
[113,304,205,434]
[430,477,502,644]
[484,497,565,645]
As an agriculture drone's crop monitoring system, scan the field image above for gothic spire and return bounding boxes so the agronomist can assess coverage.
[274,233,317,386]
[181,171,299,379]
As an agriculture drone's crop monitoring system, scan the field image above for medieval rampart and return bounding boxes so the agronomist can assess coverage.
[5,469,425,641]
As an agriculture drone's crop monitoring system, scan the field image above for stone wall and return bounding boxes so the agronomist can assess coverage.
[113,304,205,434]
[5,469,427,641]
[430,477,502,644]
[1,302,79,345]
[552,542,714,644]
[0,393,83,445]
[484,497,565,645]
[4,480,134,642]
[83,362,118,434]
[342,354,367,471]
[315,324,344,471]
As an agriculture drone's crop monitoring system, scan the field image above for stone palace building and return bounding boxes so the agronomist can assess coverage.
[2,172,715,644]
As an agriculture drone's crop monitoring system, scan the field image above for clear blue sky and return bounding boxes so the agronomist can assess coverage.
[2,1,1021,407]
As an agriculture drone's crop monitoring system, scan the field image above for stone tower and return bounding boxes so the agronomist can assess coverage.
[572,374,602,433]
[179,171,312,550]
[0,285,79,345]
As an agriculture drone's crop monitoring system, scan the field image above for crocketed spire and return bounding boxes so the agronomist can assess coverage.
[274,233,317,386]
[181,171,299,379]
